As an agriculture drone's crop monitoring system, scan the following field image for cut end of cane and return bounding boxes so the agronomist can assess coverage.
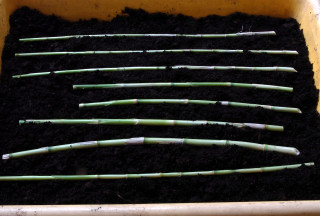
[19,120,26,125]
[2,154,10,160]
[281,67,297,72]
[305,162,315,167]
[294,148,300,156]
[297,109,302,114]
[266,125,284,132]
[286,87,294,93]
[12,75,21,79]
[79,103,84,108]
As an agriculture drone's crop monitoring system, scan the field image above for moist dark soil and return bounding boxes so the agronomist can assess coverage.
[0,7,320,204]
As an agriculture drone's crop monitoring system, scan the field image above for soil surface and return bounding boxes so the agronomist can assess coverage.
[0,7,320,204]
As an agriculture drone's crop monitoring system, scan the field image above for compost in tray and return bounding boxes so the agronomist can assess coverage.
[0,7,320,204]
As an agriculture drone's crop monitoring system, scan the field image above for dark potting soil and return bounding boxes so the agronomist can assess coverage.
[0,7,320,204]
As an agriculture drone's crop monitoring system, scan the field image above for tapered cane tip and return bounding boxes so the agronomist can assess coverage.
[19,120,25,125]
[2,154,10,160]
[12,75,20,79]
[306,162,315,166]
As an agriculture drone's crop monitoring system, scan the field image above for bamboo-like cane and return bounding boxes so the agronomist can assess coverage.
[14,49,299,57]
[19,119,284,132]
[2,137,300,160]
[0,162,314,181]
[19,31,276,42]
[79,99,302,114]
[15,49,243,56]
[12,65,297,78]
[248,50,299,55]
[73,82,293,93]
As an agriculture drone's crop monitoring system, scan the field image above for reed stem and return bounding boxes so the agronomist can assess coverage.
[15,49,243,56]
[14,49,299,57]
[73,82,293,93]
[2,137,300,160]
[79,99,301,114]
[19,31,276,42]
[12,65,297,79]
[19,119,284,132]
[0,162,314,181]
[248,50,299,55]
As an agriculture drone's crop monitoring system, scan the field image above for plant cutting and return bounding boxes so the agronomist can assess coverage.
[248,50,299,54]
[12,65,297,79]
[79,99,302,114]
[15,49,244,56]
[14,49,299,57]
[0,162,314,181]
[19,31,276,42]
[73,82,293,92]
[2,137,300,159]
[19,119,284,132]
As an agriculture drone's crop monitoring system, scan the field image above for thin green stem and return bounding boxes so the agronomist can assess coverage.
[248,50,299,55]
[19,31,276,42]
[19,119,284,132]
[79,99,301,114]
[73,82,293,93]
[12,65,297,79]
[2,137,300,160]
[0,162,314,181]
[14,49,299,57]
[15,49,244,57]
